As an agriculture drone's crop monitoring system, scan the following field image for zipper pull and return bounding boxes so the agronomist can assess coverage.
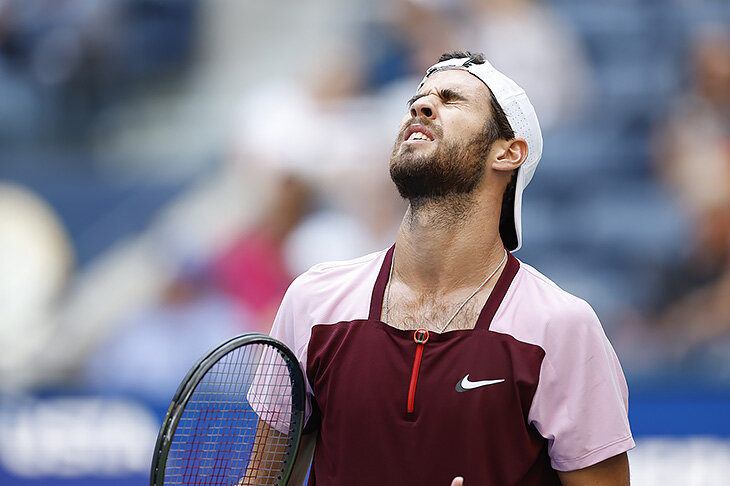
[407,328,430,413]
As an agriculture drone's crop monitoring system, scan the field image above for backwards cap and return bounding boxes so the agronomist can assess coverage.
[418,56,543,251]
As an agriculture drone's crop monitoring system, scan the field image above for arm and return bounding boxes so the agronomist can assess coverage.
[557,453,630,486]
[527,302,634,480]
[239,420,317,486]
[287,430,317,486]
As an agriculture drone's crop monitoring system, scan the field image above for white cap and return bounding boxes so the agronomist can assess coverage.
[418,56,543,251]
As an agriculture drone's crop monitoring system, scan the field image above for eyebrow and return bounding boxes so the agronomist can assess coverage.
[407,88,469,107]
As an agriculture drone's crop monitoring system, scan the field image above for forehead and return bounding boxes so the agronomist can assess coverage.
[418,69,492,104]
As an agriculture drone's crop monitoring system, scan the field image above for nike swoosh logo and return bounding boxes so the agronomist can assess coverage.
[455,374,505,392]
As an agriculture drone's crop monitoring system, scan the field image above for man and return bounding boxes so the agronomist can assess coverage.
[268,51,634,485]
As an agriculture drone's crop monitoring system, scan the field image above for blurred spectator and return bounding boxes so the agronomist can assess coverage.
[76,48,381,398]
[80,275,245,403]
[0,0,195,147]
[648,24,730,358]
[223,41,401,298]
[463,0,594,129]
[0,182,74,389]
[210,175,310,325]
[363,0,462,89]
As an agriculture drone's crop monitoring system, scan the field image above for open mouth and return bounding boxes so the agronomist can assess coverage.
[404,125,435,142]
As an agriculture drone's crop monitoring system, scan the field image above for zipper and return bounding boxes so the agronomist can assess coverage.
[407,328,430,413]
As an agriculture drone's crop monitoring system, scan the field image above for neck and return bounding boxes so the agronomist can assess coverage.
[393,192,507,293]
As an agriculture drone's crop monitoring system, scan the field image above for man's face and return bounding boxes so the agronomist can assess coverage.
[389,69,496,201]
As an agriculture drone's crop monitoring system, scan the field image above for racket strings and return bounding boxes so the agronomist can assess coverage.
[163,343,300,485]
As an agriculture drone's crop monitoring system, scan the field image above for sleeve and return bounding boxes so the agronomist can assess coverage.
[527,300,635,471]
[249,274,316,432]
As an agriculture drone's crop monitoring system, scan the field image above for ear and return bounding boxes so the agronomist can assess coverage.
[490,138,528,172]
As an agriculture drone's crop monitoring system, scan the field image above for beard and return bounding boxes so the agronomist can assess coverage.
[389,120,496,204]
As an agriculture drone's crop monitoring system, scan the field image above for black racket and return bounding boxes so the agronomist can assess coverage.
[150,333,306,485]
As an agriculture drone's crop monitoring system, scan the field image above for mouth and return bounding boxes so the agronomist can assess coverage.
[403,124,435,142]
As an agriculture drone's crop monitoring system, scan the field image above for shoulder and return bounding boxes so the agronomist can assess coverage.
[492,259,604,349]
[286,249,386,300]
[512,264,633,470]
[517,261,597,318]
[271,248,387,357]
[279,248,387,326]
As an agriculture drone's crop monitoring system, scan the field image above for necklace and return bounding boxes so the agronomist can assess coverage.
[384,249,508,333]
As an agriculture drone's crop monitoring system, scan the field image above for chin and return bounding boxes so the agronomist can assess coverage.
[401,141,436,154]
[390,151,427,176]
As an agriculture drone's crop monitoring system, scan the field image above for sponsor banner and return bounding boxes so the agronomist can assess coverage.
[0,391,728,484]
[0,395,160,485]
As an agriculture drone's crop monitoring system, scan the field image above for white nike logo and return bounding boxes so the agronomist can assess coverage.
[455,374,505,392]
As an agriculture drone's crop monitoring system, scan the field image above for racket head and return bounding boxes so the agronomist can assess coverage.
[150,333,306,486]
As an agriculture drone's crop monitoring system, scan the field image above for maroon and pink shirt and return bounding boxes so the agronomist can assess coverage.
[267,246,634,485]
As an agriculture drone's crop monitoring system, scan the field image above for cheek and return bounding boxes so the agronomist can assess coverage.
[451,119,485,143]
[398,116,410,132]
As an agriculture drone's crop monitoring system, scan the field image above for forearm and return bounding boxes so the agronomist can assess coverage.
[286,431,317,486]
[239,420,315,485]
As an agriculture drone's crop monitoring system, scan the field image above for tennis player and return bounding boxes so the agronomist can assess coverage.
[268,51,634,485]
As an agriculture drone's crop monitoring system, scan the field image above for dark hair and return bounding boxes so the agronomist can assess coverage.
[437,51,518,249]
[498,172,518,250]
[437,51,486,64]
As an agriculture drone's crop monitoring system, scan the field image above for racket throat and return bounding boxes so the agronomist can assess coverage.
[407,329,429,414]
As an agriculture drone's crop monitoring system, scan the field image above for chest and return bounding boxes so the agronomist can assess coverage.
[307,321,545,426]
[305,320,559,486]
[382,285,493,333]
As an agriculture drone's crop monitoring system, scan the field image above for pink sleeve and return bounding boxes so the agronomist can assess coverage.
[268,275,316,428]
[247,274,315,432]
[527,300,635,471]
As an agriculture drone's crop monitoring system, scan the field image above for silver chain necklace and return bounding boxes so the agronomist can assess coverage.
[384,249,508,333]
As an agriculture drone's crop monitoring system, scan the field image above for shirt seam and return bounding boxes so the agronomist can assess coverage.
[551,434,634,467]
[308,249,385,272]
[519,261,577,294]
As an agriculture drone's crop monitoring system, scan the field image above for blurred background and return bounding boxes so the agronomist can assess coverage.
[0,0,728,483]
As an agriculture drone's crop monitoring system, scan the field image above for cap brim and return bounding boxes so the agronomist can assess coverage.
[510,167,528,252]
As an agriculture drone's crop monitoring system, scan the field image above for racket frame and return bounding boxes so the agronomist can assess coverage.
[150,333,306,486]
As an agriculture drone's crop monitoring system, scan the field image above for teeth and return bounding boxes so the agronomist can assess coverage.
[407,131,431,141]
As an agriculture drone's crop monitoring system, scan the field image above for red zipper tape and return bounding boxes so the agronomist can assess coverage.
[407,328,430,413]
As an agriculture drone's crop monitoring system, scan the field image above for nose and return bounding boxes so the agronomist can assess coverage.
[410,95,436,119]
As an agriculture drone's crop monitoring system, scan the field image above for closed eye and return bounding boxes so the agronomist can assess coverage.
[407,88,469,107]
[438,88,468,104]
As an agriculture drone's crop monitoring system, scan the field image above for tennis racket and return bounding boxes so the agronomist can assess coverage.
[150,333,306,486]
